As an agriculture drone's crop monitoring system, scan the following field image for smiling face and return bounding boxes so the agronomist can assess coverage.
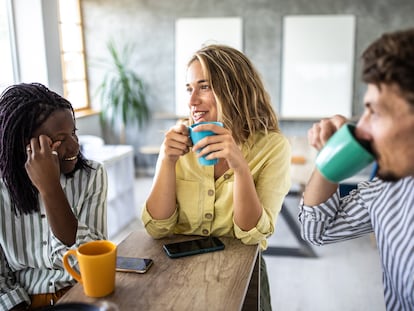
[32,109,80,175]
[355,83,414,181]
[186,60,218,123]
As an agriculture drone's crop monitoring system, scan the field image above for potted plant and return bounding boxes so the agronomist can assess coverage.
[96,40,150,144]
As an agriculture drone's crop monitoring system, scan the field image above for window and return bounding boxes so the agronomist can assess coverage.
[0,0,16,93]
[57,0,89,111]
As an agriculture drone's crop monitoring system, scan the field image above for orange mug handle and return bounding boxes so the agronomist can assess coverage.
[63,249,83,283]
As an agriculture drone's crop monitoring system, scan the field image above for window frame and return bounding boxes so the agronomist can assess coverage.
[57,0,91,112]
[0,0,19,93]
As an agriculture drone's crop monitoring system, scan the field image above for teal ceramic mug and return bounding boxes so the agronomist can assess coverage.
[188,121,223,165]
[315,123,375,183]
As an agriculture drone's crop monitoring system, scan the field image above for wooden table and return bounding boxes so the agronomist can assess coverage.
[59,231,261,311]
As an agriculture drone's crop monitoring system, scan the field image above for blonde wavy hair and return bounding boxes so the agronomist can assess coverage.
[187,44,280,145]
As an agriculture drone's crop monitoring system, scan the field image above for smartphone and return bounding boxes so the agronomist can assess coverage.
[163,236,225,258]
[116,256,153,273]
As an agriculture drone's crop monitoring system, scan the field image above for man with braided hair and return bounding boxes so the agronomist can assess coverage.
[0,83,108,310]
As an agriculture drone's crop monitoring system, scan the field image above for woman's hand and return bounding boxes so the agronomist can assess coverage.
[160,123,192,164]
[25,135,61,195]
[191,123,246,170]
[308,115,348,151]
[26,135,77,245]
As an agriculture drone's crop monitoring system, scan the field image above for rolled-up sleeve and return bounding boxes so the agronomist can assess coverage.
[234,207,272,248]
[141,204,178,238]
[231,135,291,249]
[299,181,375,246]
[0,247,30,310]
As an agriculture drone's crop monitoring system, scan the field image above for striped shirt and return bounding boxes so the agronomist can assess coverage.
[299,177,414,311]
[0,160,107,311]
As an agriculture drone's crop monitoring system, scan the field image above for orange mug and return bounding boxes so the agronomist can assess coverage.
[63,240,117,297]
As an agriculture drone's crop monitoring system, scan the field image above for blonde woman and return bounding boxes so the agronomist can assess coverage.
[142,45,291,310]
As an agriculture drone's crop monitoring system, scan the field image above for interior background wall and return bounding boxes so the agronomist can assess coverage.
[80,0,413,154]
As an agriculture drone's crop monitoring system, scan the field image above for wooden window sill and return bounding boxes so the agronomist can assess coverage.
[75,108,100,119]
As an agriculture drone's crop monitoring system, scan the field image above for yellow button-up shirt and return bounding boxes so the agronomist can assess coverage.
[142,131,291,249]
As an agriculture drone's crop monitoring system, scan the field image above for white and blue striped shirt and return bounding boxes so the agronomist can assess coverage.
[299,177,414,311]
[0,160,107,311]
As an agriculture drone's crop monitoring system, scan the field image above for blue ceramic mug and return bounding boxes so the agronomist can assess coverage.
[188,121,223,165]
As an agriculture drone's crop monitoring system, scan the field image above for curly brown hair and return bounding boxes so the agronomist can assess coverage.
[362,28,414,108]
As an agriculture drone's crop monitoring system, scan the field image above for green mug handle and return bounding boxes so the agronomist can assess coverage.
[63,249,83,284]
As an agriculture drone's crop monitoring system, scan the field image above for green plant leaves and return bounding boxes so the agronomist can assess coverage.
[97,40,150,128]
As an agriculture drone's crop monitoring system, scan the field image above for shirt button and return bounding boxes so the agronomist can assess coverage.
[207,189,214,196]
[42,241,47,246]
[41,214,46,218]
[202,229,209,235]
[205,213,213,219]
[223,174,230,180]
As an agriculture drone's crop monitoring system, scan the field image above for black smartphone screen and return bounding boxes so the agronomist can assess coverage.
[116,256,153,273]
[163,236,225,258]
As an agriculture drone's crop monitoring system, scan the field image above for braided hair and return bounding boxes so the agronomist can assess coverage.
[0,83,91,215]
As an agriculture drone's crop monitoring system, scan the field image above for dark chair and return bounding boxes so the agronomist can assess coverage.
[264,189,317,258]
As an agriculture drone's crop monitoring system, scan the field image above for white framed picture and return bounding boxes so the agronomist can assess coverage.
[281,15,356,119]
